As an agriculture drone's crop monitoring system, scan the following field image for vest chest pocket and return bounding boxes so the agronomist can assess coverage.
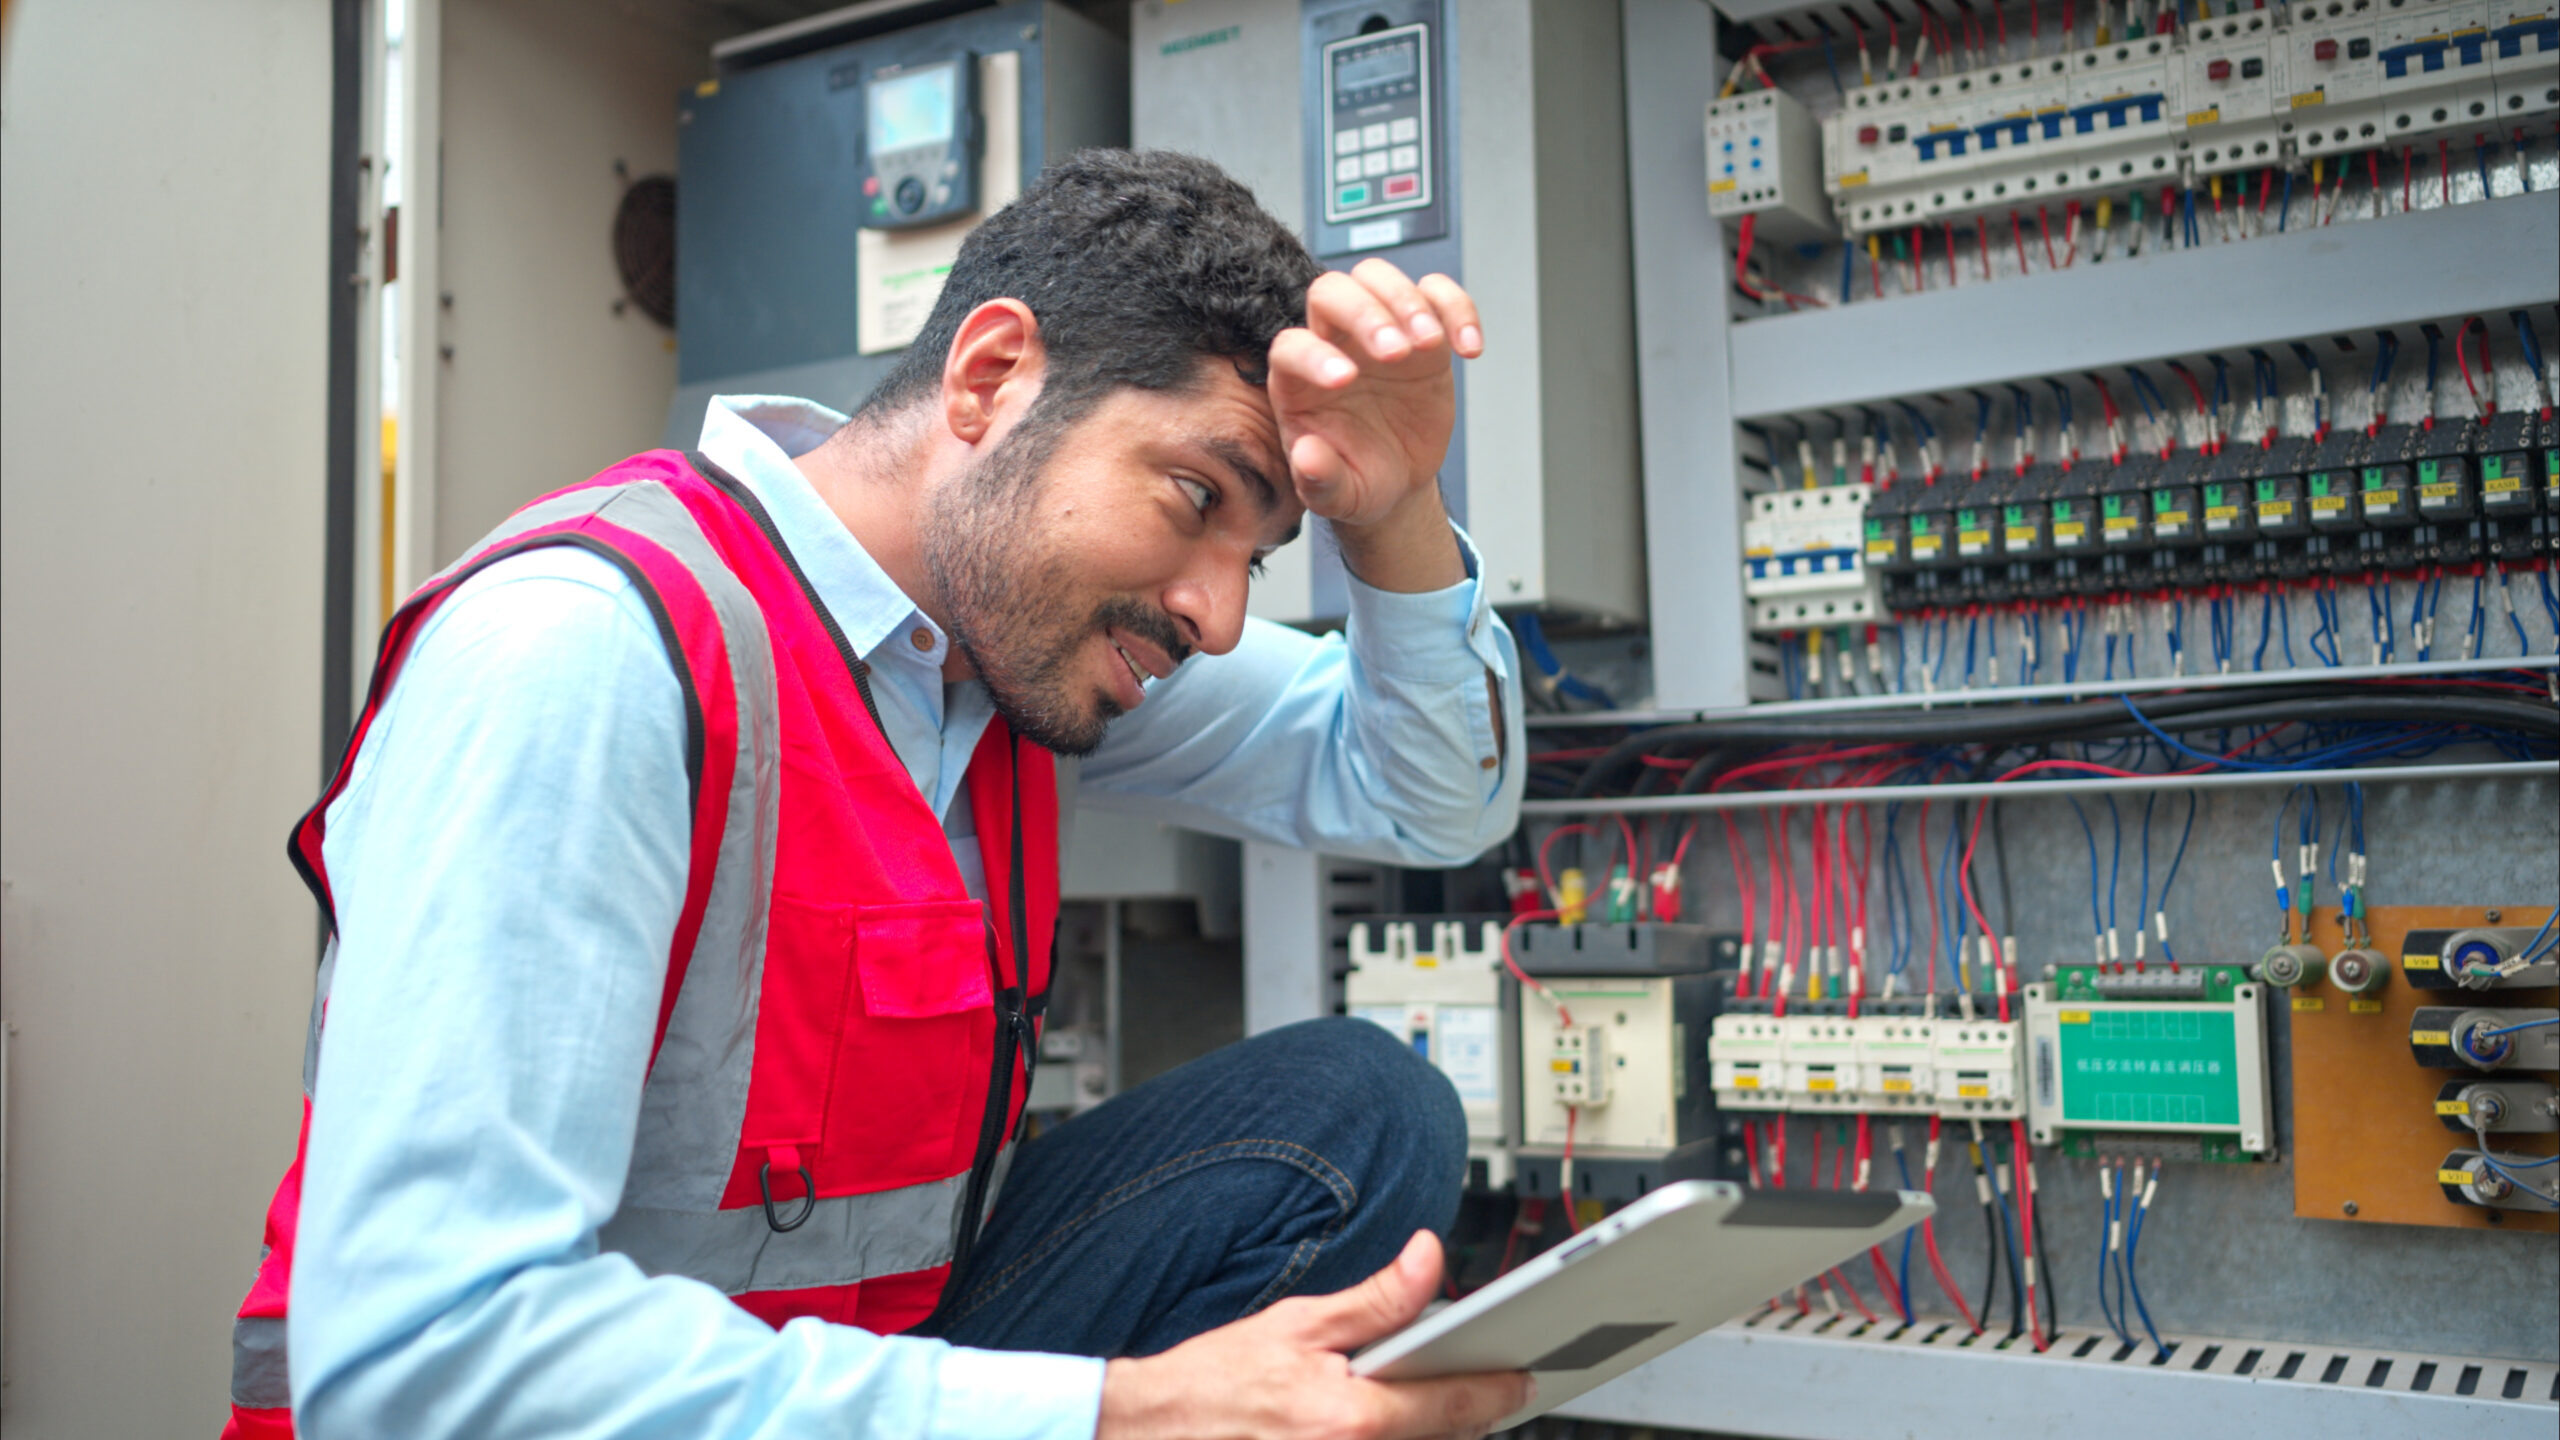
[817,900,996,1191]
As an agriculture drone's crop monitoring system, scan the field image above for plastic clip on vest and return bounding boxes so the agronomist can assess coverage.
[222,452,1060,1439]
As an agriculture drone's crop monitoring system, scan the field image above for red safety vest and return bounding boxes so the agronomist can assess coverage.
[223,451,1058,1438]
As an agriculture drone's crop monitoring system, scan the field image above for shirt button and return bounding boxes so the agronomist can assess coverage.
[1479,756,1498,770]
[911,628,934,652]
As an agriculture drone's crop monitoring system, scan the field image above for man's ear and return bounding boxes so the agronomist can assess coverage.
[941,298,1045,446]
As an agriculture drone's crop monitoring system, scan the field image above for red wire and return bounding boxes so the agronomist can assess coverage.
[1536,823,1594,900]
[2011,1116,2048,1350]
[1921,1117,1984,1331]
[2454,315,2492,417]
[1975,215,1991,281]
[2009,209,2031,275]
[1944,222,1960,288]
[2402,145,2414,213]
[2039,206,2060,270]
[2438,137,2451,206]
[1722,812,1758,956]
[2063,199,2080,267]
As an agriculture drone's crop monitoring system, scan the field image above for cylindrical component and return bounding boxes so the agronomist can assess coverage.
[2258,944,2326,989]
[2443,929,2516,988]
[2453,1011,2519,1069]
[2331,948,2389,995]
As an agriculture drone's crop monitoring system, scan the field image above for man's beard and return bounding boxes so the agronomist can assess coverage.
[919,418,1193,757]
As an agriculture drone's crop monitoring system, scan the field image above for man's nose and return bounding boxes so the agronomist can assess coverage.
[1164,561,1248,658]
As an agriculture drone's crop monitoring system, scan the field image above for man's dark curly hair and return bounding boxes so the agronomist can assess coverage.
[858,149,1320,433]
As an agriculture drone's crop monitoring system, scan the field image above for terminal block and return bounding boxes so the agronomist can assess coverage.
[1708,1009,1789,1112]
[1511,924,1723,1193]
[1782,1014,1863,1111]
[1743,484,1883,634]
[1935,1019,2027,1121]
[2400,923,2560,991]
[1551,1025,1611,1107]
[2410,1006,2560,1071]
[1859,1010,1941,1112]
[2438,1147,2560,1212]
[2436,1078,2560,1133]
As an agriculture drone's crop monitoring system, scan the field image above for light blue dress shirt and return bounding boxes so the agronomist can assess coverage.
[288,395,1524,1440]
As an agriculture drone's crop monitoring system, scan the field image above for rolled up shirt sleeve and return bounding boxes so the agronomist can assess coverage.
[1075,523,1524,867]
[290,550,1104,1440]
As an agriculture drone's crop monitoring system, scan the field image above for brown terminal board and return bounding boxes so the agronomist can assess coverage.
[2290,905,2557,1232]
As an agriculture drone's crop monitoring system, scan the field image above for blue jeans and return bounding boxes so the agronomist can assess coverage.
[915,1017,1468,1358]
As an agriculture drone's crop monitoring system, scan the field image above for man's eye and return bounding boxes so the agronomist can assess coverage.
[1176,477,1214,514]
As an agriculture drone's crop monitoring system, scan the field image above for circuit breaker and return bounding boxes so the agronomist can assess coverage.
[1510,924,1724,1202]
[1742,483,1883,634]
[1705,86,1836,242]
[1346,918,1515,1185]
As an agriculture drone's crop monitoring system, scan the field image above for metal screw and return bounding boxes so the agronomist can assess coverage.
[2342,1201,2359,1216]
[2483,909,2501,922]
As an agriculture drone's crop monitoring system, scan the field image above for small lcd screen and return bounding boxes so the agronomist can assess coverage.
[868,64,956,155]
[1335,41,1417,91]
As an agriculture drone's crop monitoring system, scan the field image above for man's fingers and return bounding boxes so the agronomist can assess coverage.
[1349,258,1446,350]
[1308,269,1415,364]
[1414,273,1483,358]
[1296,1231,1442,1352]
[1363,1372,1537,1440]
[1270,326,1359,390]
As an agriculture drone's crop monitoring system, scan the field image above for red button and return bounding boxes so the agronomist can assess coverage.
[863,175,880,196]
[2207,58,2232,80]
[1858,124,1881,144]
[2313,37,2338,59]
[1382,173,1419,199]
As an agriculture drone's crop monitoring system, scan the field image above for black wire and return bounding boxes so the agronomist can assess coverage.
[1971,1138,2002,1330]
[2035,1192,2060,1340]
[1990,1130,2025,1340]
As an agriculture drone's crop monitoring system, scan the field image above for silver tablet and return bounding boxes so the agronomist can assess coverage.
[1350,1181,1934,1427]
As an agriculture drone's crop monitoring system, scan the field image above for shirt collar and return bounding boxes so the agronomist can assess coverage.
[693,395,950,669]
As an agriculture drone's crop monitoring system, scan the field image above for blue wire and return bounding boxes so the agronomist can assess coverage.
[2157,793,2198,966]
[1894,1146,1919,1326]
[2137,792,2158,943]
[2125,1192,2167,1359]
[2508,907,2559,963]
[2070,799,2104,938]
[1841,241,1856,304]
[2098,1179,2127,1343]
[2278,168,2293,231]
[2475,138,2494,197]
[2105,795,2123,943]
[2471,1017,2559,1040]
[2253,591,2275,671]
[2512,310,2547,383]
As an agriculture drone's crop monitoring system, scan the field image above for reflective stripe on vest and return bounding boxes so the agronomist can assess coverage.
[225,451,1058,1434]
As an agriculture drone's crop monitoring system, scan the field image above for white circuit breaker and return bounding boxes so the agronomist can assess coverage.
[1519,974,1687,1150]
[1707,86,1837,242]
[1346,919,1512,1181]
[1707,1006,2022,1119]
[1743,483,1884,634]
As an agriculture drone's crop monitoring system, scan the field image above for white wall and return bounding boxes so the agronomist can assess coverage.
[431,0,709,565]
[0,1,333,1433]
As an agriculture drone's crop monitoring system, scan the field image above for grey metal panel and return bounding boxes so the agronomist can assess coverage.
[1728,195,2560,421]
[1623,0,1752,707]
[1561,1318,2560,1435]
[662,353,900,446]
[1131,0,1304,232]
[1036,0,1128,157]
[1527,0,1643,624]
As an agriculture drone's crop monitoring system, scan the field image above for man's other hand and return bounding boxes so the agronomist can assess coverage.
[1095,1231,1532,1440]
[1266,262,1482,593]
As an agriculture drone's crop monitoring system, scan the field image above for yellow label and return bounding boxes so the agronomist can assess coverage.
[2006,526,2039,545]
[2105,515,2139,531]
[1745,544,1775,557]
[2311,495,2348,512]
[2059,1010,2092,1024]
[1734,1075,1761,1090]
[2422,481,2461,498]
[694,79,720,97]
[2291,91,2328,108]
[2258,501,2294,519]
[1413,956,1438,968]
[2366,488,2400,504]
[1710,179,1739,194]
[2187,106,2222,126]
[2486,476,2522,493]
[2411,1029,2451,1046]
[1958,1083,1990,1099]
[1911,537,1943,558]
[2438,1168,2475,1187]
[2056,521,2087,539]
[2158,509,2190,525]
[2404,953,2440,970]
[1959,528,1992,547]
[2350,998,2384,1013]
[2436,1099,2471,1116]
[2205,505,2242,521]
[1841,171,1872,187]
[1882,1078,1914,1093]
[2292,996,2326,1012]
[1809,1077,1838,1092]
[1551,1059,1575,1073]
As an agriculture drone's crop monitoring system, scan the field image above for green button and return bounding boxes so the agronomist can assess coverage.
[1338,182,1371,207]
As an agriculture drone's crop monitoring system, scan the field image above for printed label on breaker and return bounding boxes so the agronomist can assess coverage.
[1435,1004,1501,1106]
[2411,1029,2451,1045]
[2438,1168,2475,1187]
[2403,953,2441,969]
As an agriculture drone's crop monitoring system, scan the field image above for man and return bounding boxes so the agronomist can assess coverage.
[227,150,1530,1439]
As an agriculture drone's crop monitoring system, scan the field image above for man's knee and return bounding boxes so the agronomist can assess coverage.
[1252,1017,1467,1232]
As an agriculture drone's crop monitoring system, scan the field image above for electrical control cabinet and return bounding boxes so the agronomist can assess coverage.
[2025,966,2275,1157]
[667,1,1127,438]
[1133,0,1642,625]
[1706,87,1836,242]
[1346,918,1515,1184]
